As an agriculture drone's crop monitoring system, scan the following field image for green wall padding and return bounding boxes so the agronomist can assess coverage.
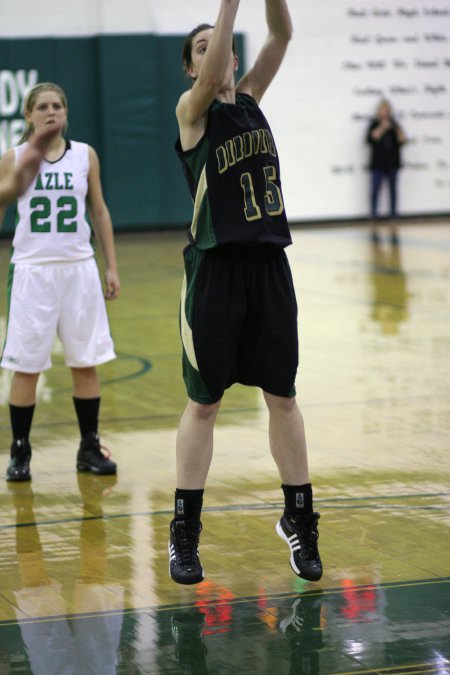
[0,33,245,233]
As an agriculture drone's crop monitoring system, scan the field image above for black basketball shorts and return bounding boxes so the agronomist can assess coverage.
[179,244,299,404]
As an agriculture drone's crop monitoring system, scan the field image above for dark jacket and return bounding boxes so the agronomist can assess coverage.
[366,118,402,171]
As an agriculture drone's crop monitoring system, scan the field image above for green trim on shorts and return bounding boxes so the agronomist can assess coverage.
[1,262,15,362]
[180,246,217,403]
[182,351,219,404]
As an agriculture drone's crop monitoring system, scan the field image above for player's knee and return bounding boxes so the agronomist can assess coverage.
[187,398,221,421]
[264,391,298,414]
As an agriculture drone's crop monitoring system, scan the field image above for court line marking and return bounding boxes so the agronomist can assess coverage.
[316,664,448,675]
[0,575,448,627]
[0,492,449,530]
[51,352,152,393]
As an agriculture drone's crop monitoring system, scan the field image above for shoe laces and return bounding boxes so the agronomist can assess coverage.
[98,442,112,461]
[87,436,112,461]
[292,512,320,554]
[174,521,200,565]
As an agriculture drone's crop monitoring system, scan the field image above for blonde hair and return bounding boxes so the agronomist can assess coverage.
[19,82,68,144]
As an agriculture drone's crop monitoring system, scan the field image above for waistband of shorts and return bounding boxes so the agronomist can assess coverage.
[11,255,94,268]
[199,243,286,261]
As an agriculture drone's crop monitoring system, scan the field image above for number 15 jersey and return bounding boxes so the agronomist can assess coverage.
[11,140,94,264]
[175,93,292,250]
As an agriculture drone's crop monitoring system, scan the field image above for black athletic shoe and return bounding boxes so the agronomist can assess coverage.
[171,611,208,673]
[276,512,323,581]
[169,518,204,585]
[6,438,32,482]
[76,432,117,475]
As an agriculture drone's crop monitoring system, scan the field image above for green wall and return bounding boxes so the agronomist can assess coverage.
[0,34,244,232]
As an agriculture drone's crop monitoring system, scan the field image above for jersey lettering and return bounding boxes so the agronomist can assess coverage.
[240,173,262,221]
[216,128,277,174]
[64,172,74,189]
[34,172,74,191]
[240,165,284,222]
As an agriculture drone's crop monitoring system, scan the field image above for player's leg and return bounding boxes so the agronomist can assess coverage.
[170,246,234,585]
[266,392,322,582]
[58,259,116,475]
[263,392,309,485]
[176,398,220,489]
[2,264,56,482]
[169,397,221,585]
[71,366,116,475]
[6,372,40,481]
[247,250,322,581]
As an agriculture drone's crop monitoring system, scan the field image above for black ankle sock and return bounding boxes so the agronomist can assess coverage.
[9,404,35,441]
[174,489,204,522]
[282,483,313,517]
[73,397,100,438]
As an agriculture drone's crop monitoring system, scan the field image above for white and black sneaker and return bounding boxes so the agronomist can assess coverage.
[276,512,322,581]
[169,518,204,585]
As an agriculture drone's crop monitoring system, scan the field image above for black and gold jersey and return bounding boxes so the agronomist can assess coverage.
[175,93,292,250]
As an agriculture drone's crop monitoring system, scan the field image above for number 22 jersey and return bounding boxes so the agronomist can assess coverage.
[175,93,292,250]
[11,140,94,264]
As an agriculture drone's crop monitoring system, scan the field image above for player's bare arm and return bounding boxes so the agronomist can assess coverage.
[237,0,293,103]
[86,146,120,300]
[177,0,240,150]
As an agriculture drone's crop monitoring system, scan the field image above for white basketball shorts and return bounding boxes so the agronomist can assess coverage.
[1,257,116,372]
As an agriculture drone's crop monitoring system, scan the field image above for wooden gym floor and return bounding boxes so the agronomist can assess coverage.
[0,221,449,674]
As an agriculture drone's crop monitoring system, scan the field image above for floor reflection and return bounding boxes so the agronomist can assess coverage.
[0,224,449,674]
[368,238,410,335]
[1,579,449,673]
[166,592,318,675]
[3,476,124,674]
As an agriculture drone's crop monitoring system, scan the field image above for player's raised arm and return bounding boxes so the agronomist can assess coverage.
[237,0,293,103]
[177,0,240,143]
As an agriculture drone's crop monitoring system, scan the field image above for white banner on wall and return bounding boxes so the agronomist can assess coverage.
[281,0,450,220]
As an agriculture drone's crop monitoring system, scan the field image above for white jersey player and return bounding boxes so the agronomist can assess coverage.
[0,82,120,482]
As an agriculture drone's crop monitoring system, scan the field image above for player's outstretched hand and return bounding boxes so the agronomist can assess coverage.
[0,122,64,206]
[15,122,64,196]
[29,121,64,155]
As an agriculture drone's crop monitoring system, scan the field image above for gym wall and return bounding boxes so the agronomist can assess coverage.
[1,0,449,231]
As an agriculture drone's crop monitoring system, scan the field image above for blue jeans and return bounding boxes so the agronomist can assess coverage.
[370,169,398,219]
